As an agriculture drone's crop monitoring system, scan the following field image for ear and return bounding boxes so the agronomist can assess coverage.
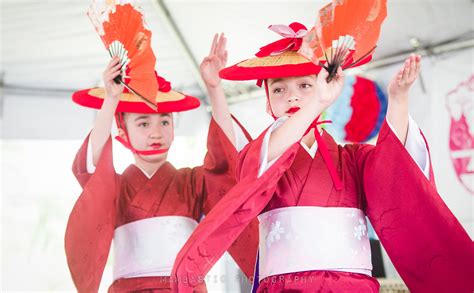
[266,100,273,116]
[263,79,274,117]
[117,128,129,143]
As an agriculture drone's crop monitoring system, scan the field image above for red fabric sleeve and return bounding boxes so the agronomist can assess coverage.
[201,117,240,203]
[65,135,119,293]
[201,116,254,212]
[200,117,258,279]
[71,134,95,188]
[349,121,473,292]
[172,127,300,292]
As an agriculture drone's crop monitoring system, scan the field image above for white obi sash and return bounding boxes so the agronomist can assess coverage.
[258,206,372,281]
[113,216,198,280]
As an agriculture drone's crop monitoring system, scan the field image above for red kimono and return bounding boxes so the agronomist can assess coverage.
[172,119,473,293]
[65,118,258,292]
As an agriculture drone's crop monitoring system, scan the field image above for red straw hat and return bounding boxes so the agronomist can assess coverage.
[72,71,200,113]
[219,22,322,84]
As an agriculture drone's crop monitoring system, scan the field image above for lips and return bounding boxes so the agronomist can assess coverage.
[286,107,301,114]
[150,143,162,149]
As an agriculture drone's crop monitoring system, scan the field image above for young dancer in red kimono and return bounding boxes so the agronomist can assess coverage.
[65,34,258,292]
[172,23,473,293]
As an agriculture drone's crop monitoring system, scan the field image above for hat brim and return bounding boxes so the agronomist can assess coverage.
[72,88,200,113]
[219,51,322,81]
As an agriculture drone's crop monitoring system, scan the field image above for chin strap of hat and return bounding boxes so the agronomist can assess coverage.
[263,78,343,190]
[305,115,344,191]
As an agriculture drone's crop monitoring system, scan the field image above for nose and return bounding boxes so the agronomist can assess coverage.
[288,95,300,103]
[149,128,163,139]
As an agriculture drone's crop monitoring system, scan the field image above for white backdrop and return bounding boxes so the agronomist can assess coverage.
[1,0,473,291]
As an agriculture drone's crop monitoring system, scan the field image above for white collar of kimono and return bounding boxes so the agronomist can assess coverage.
[276,116,322,158]
[300,138,319,158]
[135,164,158,179]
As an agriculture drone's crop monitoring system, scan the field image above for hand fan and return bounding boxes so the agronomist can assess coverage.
[88,0,158,109]
[299,0,387,81]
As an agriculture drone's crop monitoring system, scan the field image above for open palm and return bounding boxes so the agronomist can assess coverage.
[201,33,227,88]
[388,54,421,99]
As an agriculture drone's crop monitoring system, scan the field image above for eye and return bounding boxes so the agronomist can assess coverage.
[273,87,284,94]
[138,122,149,128]
[300,83,312,89]
[161,120,170,126]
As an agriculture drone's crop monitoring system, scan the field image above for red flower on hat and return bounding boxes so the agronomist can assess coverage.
[121,69,172,94]
[255,22,308,57]
[156,72,172,92]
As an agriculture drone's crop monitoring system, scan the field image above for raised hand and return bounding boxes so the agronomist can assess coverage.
[388,54,421,101]
[103,57,124,100]
[91,57,125,166]
[385,55,421,144]
[201,33,228,88]
[313,66,345,109]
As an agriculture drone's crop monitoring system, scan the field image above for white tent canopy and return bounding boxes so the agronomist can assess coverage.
[1,0,472,139]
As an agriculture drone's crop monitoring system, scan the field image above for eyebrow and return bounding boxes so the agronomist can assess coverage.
[269,78,283,86]
[160,113,171,118]
[134,115,150,122]
[298,75,316,82]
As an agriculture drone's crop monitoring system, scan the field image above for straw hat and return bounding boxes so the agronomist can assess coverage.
[72,72,200,113]
[219,22,322,83]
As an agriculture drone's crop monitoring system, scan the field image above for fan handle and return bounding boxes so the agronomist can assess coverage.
[113,75,123,85]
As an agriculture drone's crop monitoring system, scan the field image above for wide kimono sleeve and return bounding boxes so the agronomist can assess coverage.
[196,116,259,279]
[65,134,120,293]
[348,119,473,293]
[172,122,300,292]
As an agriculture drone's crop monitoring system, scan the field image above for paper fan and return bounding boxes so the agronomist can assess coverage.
[87,0,158,110]
[298,0,387,81]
